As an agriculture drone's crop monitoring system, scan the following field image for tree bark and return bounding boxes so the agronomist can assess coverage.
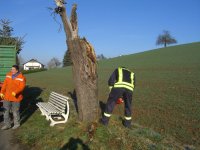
[54,1,99,122]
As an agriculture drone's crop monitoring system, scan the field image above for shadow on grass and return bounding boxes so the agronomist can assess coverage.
[68,89,78,113]
[60,137,90,150]
[20,86,43,125]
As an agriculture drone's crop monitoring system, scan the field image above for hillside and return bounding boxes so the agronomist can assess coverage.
[16,42,200,149]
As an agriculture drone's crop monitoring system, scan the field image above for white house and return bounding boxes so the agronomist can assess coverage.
[23,59,44,70]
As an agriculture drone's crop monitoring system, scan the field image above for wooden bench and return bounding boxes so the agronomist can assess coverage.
[36,92,70,126]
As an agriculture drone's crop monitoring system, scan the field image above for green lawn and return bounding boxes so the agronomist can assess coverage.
[16,42,200,149]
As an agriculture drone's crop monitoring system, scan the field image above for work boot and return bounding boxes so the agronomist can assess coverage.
[1,125,11,130]
[12,124,20,130]
[122,120,132,129]
[99,118,108,126]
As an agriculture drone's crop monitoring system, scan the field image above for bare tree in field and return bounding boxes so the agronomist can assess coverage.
[47,57,61,69]
[156,30,177,47]
[54,0,98,122]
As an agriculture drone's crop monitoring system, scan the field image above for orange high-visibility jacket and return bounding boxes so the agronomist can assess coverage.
[0,72,26,102]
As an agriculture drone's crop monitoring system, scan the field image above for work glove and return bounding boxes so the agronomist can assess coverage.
[109,86,113,92]
[0,93,4,99]
[12,92,16,97]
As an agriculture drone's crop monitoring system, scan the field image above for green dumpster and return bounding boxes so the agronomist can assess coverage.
[0,45,16,83]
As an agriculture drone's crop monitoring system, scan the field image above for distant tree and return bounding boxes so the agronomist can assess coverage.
[47,57,61,69]
[0,19,25,54]
[18,55,25,70]
[63,49,72,67]
[0,19,13,37]
[156,30,177,47]
[97,54,107,60]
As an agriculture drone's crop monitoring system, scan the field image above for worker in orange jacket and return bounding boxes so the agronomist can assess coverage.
[0,65,26,130]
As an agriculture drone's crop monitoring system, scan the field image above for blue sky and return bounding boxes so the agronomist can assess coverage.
[0,0,200,65]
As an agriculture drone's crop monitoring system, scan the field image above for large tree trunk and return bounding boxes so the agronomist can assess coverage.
[54,1,99,122]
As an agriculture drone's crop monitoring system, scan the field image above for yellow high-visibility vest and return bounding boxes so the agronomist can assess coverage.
[114,67,134,91]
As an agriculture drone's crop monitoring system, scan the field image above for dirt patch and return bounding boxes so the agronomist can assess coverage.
[0,111,27,150]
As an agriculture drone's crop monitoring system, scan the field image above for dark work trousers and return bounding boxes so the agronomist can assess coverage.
[3,100,20,127]
[101,88,133,127]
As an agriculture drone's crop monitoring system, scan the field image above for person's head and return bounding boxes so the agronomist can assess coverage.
[11,65,19,74]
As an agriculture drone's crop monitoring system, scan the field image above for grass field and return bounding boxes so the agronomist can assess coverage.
[16,42,200,149]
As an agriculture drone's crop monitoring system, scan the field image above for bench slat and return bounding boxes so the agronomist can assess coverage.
[49,96,68,105]
[37,102,61,114]
[49,101,66,112]
[49,95,68,105]
[48,101,66,109]
[49,96,67,105]
[51,92,69,102]
[48,101,66,113]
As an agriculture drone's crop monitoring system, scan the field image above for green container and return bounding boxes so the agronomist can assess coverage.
[0,45,16,82]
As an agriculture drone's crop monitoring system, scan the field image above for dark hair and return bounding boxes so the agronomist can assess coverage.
[12,65,19,71]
